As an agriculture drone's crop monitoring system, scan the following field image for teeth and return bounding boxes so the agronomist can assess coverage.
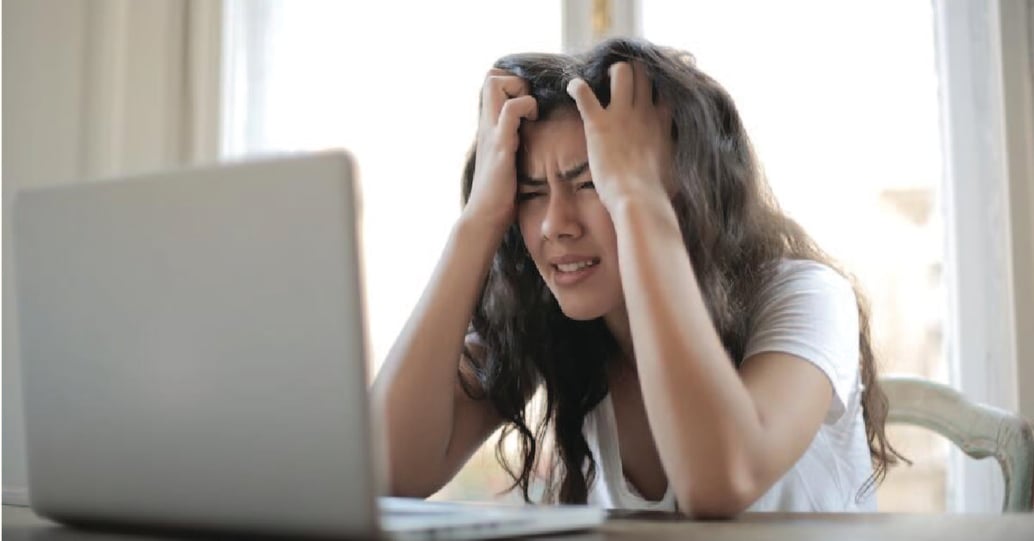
[556,260,597,273]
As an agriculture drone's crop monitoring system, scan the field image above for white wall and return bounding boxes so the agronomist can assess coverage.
[3,0,90,504]
[2,0,220,504]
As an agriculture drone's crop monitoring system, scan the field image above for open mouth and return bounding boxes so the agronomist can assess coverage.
[551,257,601,287]
[552,258,601,273]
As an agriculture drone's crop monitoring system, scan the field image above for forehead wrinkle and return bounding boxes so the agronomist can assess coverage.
[518,160,589,185]
[518,117,589,185]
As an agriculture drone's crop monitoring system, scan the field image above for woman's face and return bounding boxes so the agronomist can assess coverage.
[517,108,624,321]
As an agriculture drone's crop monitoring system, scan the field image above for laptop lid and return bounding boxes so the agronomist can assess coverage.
[13,152,382,538]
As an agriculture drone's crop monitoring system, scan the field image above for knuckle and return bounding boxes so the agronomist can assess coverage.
[499,97,525,116]
[486,74,526,96]
[484,76,504,91]
[611,62,631,78]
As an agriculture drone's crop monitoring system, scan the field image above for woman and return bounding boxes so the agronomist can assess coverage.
[371,37,904,517]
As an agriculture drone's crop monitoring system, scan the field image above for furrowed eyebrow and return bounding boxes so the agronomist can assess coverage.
[517,161,590,186]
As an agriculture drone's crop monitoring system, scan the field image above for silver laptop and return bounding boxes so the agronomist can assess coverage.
[13,152,604,539]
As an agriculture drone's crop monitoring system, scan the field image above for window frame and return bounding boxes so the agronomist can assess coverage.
[933,0,1033,513]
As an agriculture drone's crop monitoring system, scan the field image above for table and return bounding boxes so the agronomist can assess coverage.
[5,504,1033,540]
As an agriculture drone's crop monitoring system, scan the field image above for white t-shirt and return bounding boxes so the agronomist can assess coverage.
[583,259,875,512]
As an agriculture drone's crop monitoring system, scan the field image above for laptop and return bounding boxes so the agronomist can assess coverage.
[12,152,604,539]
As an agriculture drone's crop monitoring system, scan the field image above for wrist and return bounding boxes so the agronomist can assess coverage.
[604,184,674,217]
[455,210,511,243]
[608,191,681,236]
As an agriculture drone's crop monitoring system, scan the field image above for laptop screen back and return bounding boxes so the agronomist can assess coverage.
[14,152,380,538]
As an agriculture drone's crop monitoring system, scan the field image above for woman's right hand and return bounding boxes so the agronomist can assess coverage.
[462,68,538,231]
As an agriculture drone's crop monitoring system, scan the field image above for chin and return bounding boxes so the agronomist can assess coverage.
[555,297,610,321]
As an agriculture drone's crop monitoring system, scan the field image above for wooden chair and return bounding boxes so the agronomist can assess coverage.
[881,375,1034,511]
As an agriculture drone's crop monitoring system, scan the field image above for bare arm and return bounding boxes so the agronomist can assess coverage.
[611,199,831,517]
[568,62,832,517]
[371,216,507,497]
[371,69,538,497]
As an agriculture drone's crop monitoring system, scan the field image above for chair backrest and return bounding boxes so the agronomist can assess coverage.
[880,375,1034,512]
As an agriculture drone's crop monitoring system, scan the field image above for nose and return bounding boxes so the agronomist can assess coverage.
[540,190,583,241]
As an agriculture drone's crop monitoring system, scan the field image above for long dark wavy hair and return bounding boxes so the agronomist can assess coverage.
[458,37,906,505]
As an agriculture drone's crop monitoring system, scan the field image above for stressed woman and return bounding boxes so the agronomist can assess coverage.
[371,38,904,517]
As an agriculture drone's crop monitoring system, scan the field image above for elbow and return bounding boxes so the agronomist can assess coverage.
[679,492,753,520]
[387,481,436,500]
[383,440,445,500]
[384,463,441,499]
[676,462,759,519]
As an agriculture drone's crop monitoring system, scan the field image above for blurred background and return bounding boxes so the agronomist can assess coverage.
[4,0,1032,513]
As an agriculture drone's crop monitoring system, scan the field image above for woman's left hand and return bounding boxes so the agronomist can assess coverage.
[566,61,674,213]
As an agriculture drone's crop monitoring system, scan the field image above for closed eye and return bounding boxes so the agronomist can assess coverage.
[577,180,595,191]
